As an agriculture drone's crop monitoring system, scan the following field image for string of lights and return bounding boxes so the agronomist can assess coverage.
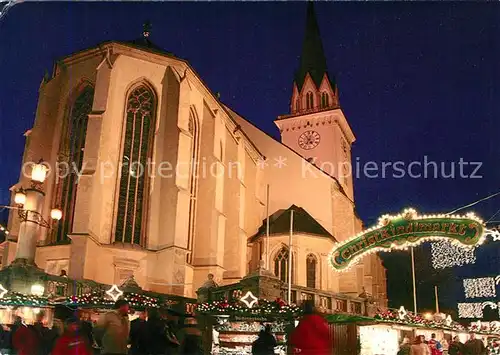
[463,277,497,299]
[430,240,476,269]
[458,303,484,319]
[375,308,464,332]
[197,297,301,318]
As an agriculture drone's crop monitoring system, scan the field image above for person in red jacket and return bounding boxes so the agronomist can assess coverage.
[289,300,332,355]
[52,317,93,355]
[12,316,40,355]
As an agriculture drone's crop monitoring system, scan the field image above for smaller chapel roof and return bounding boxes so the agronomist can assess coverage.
[249,205,336,242]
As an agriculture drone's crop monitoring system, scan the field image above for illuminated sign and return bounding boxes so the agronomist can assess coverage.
[329,209,486,271]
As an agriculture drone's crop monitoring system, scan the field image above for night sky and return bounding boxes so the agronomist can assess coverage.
[1,2,499,313]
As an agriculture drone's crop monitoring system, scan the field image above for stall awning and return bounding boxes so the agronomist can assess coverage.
[325,313,377,325]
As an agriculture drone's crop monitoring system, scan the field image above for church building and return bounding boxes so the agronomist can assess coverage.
[2,3,387,309]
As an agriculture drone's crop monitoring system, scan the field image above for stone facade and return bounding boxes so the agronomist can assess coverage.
[2,38,387,307]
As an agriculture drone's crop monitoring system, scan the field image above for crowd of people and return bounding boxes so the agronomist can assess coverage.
[0,298,494,355]
[398,332,488,355]
[251,300,332,355]
[0,299,203,355]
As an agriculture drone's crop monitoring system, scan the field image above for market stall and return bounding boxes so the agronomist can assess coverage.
[196,291,301,354]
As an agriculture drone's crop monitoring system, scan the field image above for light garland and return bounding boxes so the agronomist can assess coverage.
[375,308,465,332]
[328,208,486,272]
[430,240,476,269]
[66,291,162,309]
[458,303,483,319]
[0,292,49,307]
[196,297,301,318]
[463,277,497,299]
[469,320,500,335]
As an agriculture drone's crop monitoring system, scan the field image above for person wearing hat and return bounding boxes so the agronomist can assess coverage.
[178,316,203,355]
[51,317,93,355]
[94,299,131,355]
[252,324,277,355]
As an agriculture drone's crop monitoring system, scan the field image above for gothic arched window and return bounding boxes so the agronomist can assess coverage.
[306,92,314,110]
[186,109,200,264]
[274,247,294,283]
[114,84,156,246]
[54,85,94,243]
[306,254,317,289]
[295,98,300,112]
[321,92,329,108]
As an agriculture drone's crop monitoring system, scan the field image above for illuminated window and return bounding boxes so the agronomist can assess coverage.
[186,110,200,264]
[274,247,294,283]
[54,85,94,243]
[306,254,317,288]
[321,92,329,108]
[115,84,156,246]
[306,92,314,110]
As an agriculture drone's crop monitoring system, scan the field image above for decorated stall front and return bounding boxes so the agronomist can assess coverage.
[0,274,196,326]
[326,307,500,355]
[196,291,301,355]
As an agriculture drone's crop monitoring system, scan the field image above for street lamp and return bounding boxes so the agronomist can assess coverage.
[30,160,48,184]
[0,159,63,265]
[30,283,45,296]
[50,208,62,221]
[14,189,26,205]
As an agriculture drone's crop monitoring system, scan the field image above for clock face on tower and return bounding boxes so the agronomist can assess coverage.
[298,130,321,150]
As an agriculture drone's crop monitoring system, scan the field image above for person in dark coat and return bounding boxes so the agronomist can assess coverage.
[252,325,277,355]
[143,308,180,355]
[179,316,203,355]
[464,333,486,355]
[448,336,464,355]
[129,311,147,355]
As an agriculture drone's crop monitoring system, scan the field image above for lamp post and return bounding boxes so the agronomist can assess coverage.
[2,159,62,266]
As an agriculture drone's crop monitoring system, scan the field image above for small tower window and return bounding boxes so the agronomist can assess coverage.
[306,92,314,110]
[321,92,329,108]
[306,254,317,289]
[295,98,300,112]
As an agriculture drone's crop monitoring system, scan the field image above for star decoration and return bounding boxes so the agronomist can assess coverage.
[0,284,7,298]
[398,306,407,320]
[273,156,287,168]
[482,301,498,310]
[106,284,123,302]
[240,291,258,308]
[487,229,500,241]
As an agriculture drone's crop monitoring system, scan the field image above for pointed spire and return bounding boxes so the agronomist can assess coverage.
[294,1,335,92]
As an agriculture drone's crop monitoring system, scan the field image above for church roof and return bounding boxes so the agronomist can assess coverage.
[249,205,336,242]
[294,2,336,92]
[125,37,173,55]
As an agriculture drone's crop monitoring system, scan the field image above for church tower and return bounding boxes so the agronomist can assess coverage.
[275,1,355,200]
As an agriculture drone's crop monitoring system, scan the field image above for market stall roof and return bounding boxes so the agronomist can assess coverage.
[325,313,378,325]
